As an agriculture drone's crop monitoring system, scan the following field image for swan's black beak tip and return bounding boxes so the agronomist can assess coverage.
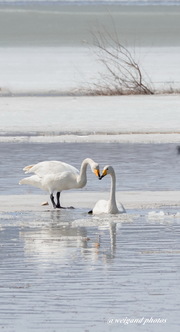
[97,172,101,180]
[99,175,104,180]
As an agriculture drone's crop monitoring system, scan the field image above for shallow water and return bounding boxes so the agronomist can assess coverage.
[1,142,180,194]
[0,207,180,331]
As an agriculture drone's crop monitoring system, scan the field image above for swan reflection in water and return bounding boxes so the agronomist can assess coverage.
[19,210,128,267]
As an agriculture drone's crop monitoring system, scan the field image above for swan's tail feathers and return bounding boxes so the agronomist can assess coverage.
[19,175,42,189]
[23,165,35,173]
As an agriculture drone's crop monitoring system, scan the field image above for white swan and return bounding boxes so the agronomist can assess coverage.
[19,158,100,209]
[89,165,126,215]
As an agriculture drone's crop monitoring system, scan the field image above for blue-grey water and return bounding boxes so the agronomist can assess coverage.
[0,0,180,5]
[0,142,180,195]
[0,206,180,332]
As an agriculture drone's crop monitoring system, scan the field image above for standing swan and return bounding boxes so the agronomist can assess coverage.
[89,165,126,215]
[19,158,100,209]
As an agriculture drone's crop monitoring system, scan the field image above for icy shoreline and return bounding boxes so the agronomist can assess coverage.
[1,191,180,212]
[1,133,180,143]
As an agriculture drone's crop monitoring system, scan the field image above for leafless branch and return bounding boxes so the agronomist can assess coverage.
[89,28,154,95]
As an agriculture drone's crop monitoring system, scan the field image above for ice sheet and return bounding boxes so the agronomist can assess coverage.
[1,191,180,212]
[0,95,180,142]
[0,47,180,94]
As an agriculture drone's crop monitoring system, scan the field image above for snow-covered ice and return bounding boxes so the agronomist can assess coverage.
[0,94,180,143]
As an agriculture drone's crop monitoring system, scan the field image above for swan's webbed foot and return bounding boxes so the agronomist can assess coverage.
[56,204,74,209]
[60,206,75,209]
[56,204,65,209]
[51,193,75,209]
[56,192,74,209]
[88,210,93,214]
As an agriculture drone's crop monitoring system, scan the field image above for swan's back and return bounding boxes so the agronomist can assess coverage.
[93,199,109,215]
[93,199,125,215]
[23,161,79,177]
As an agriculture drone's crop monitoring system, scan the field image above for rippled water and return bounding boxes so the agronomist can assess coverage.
[0,207,180,331]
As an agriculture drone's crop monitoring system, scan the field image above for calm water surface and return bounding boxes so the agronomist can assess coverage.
[0,207,180,331]
[0,142,180,194]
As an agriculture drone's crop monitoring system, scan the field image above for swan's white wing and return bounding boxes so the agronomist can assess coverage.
[23,161,79,177]
[42,171,78,192]
[19,175,43,189]
[20,171,78,192]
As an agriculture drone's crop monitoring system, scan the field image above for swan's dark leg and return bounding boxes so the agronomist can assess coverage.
[56,191,74,209]
[50,193,57,209]
[56,192,63,209]
[88,210,93,214]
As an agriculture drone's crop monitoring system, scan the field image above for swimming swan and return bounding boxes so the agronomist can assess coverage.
[89,165,126,215]
[19,158,100,209]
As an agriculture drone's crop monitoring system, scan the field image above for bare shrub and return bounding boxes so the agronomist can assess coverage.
[88,28,154,96]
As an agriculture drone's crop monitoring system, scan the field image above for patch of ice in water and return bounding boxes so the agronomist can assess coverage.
[0,213,15,220]
[71,212,138,228]
[148,210,180,220]
[148,210,165,218]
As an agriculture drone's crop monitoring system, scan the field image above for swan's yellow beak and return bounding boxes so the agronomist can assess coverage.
[94,169,101,178]
[100,169,107,179]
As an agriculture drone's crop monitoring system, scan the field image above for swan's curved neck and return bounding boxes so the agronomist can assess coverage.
[77,158,94,188]
[109,170,118,210]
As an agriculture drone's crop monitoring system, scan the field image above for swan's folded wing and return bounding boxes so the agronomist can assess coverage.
[23,161,79,177]
[41,171,78,191]
[19,175,43,189]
